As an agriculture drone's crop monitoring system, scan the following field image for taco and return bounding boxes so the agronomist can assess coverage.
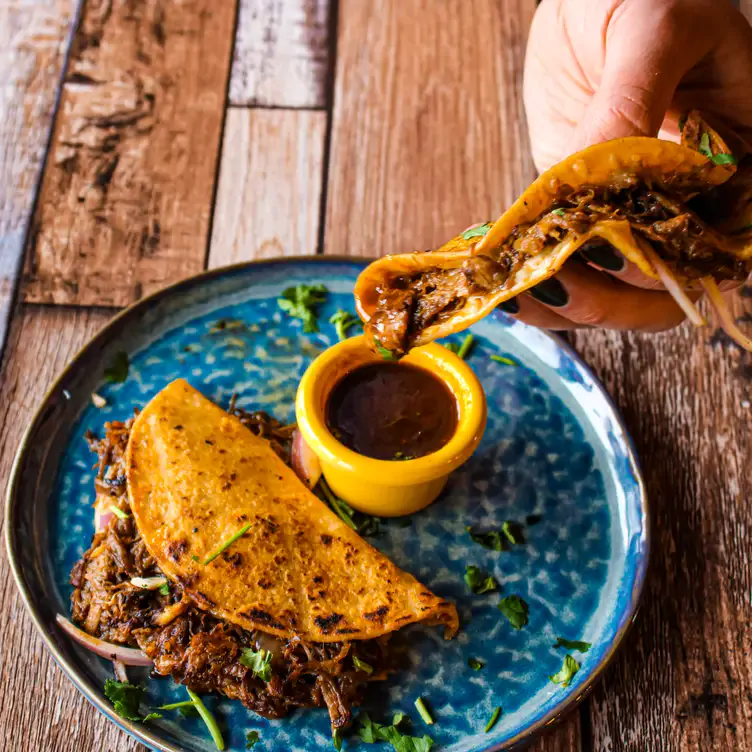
[68,379,458,731]
[355,111,752,358]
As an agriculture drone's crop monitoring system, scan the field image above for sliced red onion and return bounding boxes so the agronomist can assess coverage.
[94,508,113,532]
[291,429,322,489]
[56,614,153,667]
[113,660,129,682]
[701,277,752,351]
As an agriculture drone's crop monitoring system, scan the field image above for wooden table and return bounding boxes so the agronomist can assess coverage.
[1,1,751,750]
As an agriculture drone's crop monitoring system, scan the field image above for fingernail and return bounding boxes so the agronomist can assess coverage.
[580,241,625,272]
[529,278,569,307]
[499,297,519,314]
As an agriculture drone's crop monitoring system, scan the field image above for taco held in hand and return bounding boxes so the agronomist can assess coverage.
[69,379,458,731]
[355,111,752,358]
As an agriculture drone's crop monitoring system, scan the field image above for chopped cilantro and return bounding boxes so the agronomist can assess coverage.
[698,133,737,165]
[353,656,374,674]
[414,697,433,725]
[393,452,414,461]
[498,595,529,629]
[502,521,524,545]
[104,679,156,722]
[109,504,129,520]
[191,555,200,562]
[550,654,580,688]
[158,582,170,597]
[178,704,199,718]
[551,208,566,217]
[464,565,499,594]
[554,637,591,653]
[462,222,492,241]
[202,522,252,565]
[277,283,328,333]
[442,342,459,353]
[484,706,502,733]
[468,658,485,671]
[318,479,381,536]
[330,309,361,341]
[104,351,129,383]
[374,337,400,361]
[466,526,505,552]
[490,355,517,366]
[246,730,260,749]
[456,334,474,360]
[357,712,434,751]
[240,647,273,682]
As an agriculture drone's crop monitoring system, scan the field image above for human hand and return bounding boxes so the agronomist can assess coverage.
[507,0,752,331]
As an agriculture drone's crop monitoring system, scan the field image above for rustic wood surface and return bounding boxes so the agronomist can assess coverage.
[22,0,238,308]
[209,108,327,266]
[1,0,752,750]
[0,0,75,359]
[229,0,330,108]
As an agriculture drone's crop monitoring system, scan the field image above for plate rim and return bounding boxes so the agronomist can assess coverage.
[4,255,650,752]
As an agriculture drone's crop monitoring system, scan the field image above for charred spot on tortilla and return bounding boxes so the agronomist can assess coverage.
[355,110,752,356]
[70,379,458,735]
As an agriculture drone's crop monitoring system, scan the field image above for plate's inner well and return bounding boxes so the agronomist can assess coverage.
[43,263,641,752]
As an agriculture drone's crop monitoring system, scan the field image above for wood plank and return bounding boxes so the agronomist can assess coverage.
[229,0,330,108]
[0,0,75,360]
[22,0,238,308]
[572,314,752,751]
[208,108,327,267]
[0,305,145,751]
[324,0,537,258]
[324,1,582,747]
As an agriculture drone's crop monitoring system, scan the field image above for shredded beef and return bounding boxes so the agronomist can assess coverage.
[368,181,752,356]
[71,412,392,729]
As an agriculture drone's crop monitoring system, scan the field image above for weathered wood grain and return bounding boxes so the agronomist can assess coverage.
[208,108,327,267]
[324,2,583,749]
[22,0,238,308]
[324,0,537,258]
[0,0,75,360]
[571,303,752,751]
[229,0,330,108]
[0,305,146,751]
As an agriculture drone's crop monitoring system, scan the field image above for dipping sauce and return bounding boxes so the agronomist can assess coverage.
[325,362,458,460]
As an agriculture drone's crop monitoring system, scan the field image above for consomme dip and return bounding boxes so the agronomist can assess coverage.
[325,361,458,460]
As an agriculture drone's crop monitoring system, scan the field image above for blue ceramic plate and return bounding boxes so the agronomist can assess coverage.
[6,258,648,752]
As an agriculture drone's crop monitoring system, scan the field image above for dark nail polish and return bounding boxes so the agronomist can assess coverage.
[529,277,569,307]
[499,297,519,314]
[579,241,625,272]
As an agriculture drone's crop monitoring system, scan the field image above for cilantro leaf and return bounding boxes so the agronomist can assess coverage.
[178,704,199,718]
[240,647,273,682]
[104,679,150,722]
[442,342,459,353]
[353,655,374,674]
[330,309,361,341]
[502,520,524,545]
[468,658,484,671]
[464,565,499,594]
[466,526,505,552]
[357,712,434,751]
[277,284,328,333]
[550,654,580,688]
[698,133,737,165]
[374,337,400,361]
[246,730,260,749]
[551,208,566,217]
[104,351,129,383]
[143,712,163,721]
[554,637,591,653]
[158,582,170,596]
[498,595,529,629]
[462,222,492,241]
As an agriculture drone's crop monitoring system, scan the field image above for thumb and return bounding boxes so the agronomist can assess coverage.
[571,5,706,151]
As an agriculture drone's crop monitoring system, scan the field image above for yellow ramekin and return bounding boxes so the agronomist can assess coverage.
[295,335,487,516]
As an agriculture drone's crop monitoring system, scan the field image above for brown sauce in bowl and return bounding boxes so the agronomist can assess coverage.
[325,362,458,460]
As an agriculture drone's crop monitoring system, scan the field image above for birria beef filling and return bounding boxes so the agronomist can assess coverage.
[70,410,394,730]
[368,181,750,356]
